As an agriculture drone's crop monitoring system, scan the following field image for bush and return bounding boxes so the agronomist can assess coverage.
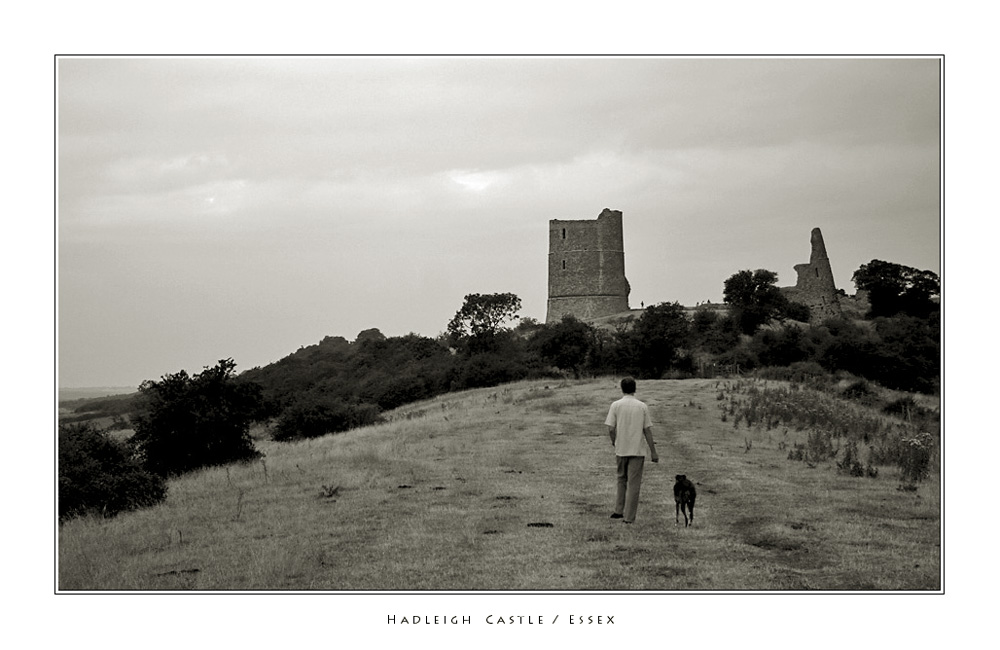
[272,396,381,441]
[716,344,758,372]
[696,314,741,354]
[451,351,529,390]
[787,361,827,382]
[528,315,593,377]
[59,423,167,521]
[836,440,866,477]
[783,301,812,323]
[869,429,936,483]
[751,326,812,367]
[870,316,940,393]
[883,396,918,418]
[842,379,880,407]
[815,318,880,377]
[131,359,264,476]
[898,431,935,483]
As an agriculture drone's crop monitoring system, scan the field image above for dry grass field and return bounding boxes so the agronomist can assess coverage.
[57,377,941,591]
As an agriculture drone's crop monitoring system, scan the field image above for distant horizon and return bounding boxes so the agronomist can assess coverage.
[58,386,139,398]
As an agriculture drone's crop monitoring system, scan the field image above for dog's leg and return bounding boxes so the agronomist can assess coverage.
[689,502,695,526]
[683,504,690,527]
[675,501,680,525]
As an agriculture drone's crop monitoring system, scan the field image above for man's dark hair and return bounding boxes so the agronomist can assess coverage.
[620,377,636,394]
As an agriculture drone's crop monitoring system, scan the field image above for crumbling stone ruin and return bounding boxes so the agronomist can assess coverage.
[546,208,631,324]
[781,227,843,321]
[546,214,859,326]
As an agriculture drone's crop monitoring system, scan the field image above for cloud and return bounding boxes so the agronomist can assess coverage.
[57,56,941,386]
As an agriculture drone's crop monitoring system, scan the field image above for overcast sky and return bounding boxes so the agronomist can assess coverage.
[57,56,941,388]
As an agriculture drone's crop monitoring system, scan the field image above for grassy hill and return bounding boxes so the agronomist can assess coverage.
[57,377,940,591]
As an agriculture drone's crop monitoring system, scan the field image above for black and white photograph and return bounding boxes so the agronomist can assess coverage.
[20,3,991,641]
[56,54,942,595]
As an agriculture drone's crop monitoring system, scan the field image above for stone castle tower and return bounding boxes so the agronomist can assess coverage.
[546,208,631,324]
[783,227,842,321]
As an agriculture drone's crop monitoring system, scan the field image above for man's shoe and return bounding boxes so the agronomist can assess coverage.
[610,513,624,519]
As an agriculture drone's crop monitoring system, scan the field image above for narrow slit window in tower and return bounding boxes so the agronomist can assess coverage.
[562,259,566,270]
[561,228,566,239]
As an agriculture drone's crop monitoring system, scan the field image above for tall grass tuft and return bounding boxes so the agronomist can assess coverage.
[719,378,938,481]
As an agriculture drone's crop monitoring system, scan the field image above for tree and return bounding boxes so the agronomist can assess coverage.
[852,260,940,318]
[783,301,812,323]
[626,302,692,378]
[131,359,264,476]
[692,308,741,354]
[871,315,940,392]
[446,292,522,353]
[723,269,790,334]
[530,315,593,377]
[59,422,167,521]
[355,328,387,346]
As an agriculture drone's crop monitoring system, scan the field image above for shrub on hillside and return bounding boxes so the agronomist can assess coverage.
[754,361,826,383]
[836,440,866,477]
[131,359,265,476]
[750,326,813,367]
[882,396,939,434]
[451,351,530,390]
[272,395,381,441]
[787,361,827,382]
[782,301,812,323]
[898,431,935,483]
[715,344,758,372]
[883,396,918,418]
[842,378,880,407]
[814,318,880,377]
[869,315,940,393]
[697,314,741,354]
[59,423,167,521]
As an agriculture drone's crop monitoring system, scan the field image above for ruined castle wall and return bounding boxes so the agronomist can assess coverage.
[546,208,631,323]
[783,227,843,321]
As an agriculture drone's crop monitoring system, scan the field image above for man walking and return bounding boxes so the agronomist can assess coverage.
[605,377,659,524]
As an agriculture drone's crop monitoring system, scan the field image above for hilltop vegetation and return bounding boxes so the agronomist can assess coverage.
[57,260,939,525]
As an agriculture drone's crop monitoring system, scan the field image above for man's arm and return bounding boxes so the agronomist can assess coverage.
[643,426,659,463]
[608,425,616,447]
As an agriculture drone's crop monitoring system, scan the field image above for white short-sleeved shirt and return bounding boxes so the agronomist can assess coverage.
[605,394,653,458]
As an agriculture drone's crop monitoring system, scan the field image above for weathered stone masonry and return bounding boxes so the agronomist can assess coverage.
[546,208,631,324]
[781,227,843,321]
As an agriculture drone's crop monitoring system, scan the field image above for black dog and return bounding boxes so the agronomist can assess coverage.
[673,475,696,527]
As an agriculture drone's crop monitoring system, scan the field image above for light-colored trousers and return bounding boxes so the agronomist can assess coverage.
[614,455,645,523]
